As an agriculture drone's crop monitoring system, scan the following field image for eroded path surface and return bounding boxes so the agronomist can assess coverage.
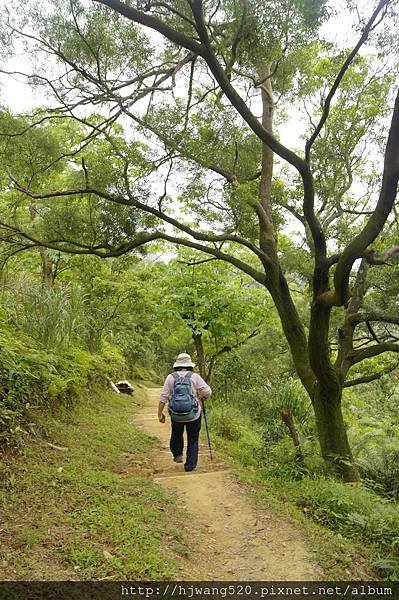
[134,387,322,581]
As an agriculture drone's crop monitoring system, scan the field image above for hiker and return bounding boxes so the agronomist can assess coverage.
[158,353,212,472]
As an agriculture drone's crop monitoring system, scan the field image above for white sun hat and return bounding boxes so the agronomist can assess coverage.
[173,353,196,368]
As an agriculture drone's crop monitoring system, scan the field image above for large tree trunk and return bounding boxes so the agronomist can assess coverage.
[257,65,316,396]
[309,296,360,482]
[312,384,359,482]
[257,63,358,482]
[266,272,316,396]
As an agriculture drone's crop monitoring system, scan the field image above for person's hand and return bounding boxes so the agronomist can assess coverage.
[159,413,166,423]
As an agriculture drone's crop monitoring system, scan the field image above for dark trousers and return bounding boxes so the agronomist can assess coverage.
[170,415,202,471]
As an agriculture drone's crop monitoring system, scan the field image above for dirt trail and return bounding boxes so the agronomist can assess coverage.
[134,388,322,581]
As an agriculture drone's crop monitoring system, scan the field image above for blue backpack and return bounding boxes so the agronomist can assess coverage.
[168,372,199,422]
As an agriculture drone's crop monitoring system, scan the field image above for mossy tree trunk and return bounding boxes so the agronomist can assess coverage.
[255,63,359,482]
[312,384,358,481]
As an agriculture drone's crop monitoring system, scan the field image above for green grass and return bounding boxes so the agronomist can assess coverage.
[0,387,189,580]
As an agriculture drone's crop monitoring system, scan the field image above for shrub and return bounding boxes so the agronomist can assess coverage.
[266,377,314,435]
[347,403,399,501]
[208,403,262,467]
[358,447,399,501]
[208,404,245,441]
[258,436,325,479]
[293,477,399,578]
[3,281,86,350]
[0,323,127,445]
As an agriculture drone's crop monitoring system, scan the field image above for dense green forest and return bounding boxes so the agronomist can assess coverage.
[1,0,399,584]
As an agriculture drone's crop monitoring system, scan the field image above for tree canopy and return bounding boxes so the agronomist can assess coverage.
[0,0,398,480]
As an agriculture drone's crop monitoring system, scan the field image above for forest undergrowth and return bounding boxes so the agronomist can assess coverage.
[207,386,399,581]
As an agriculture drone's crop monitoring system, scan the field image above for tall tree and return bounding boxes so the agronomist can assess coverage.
[0,0,399,480]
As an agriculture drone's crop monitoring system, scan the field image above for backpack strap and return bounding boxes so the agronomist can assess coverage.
[172,371,193,383]
[171,371,194,398]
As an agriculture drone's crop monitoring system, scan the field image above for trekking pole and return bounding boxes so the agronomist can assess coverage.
[201,401,213,461]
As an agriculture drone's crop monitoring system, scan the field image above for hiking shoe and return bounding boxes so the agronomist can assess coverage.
[184,466,196,472]
[174,455,183,463]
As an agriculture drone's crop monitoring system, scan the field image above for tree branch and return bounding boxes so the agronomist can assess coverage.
[344,362,399,387]
[305,0,392,161]
[348,342,399,365]
[92,0,206,56]
[363,246,399,265]
[348,311,399,327]
[346,258,369,315]
[322,87,399,307]
[224,0,247,81]
[128,112,241,182]
[143,1,197,29]
[0,219,161,257]
[8,173,269,264]
[365,320,381,344]
[0,213,267,283]
[206,324,260,380]
[5,173,268,283]
[92,0,326,270]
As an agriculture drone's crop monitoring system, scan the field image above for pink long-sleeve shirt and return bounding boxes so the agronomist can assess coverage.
[160,371,212,422]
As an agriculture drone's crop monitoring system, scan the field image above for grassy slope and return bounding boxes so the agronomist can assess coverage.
[0,387,189,580]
